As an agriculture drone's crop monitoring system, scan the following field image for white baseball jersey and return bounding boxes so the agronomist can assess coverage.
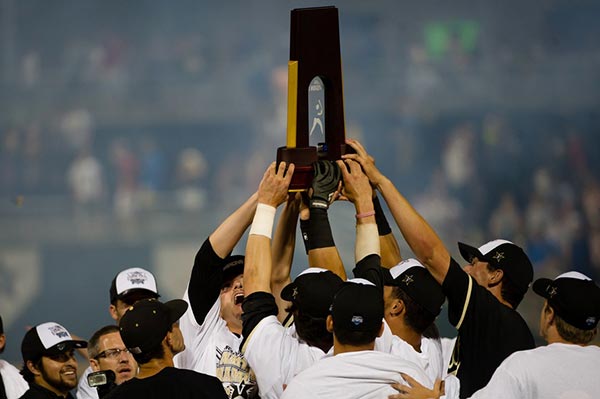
[470,342,600,399]
[0,359,28,399]
[375,321,460,399]
[76,366,98,399]
[174,289,258,398]
[241,315,327,399]
[281,350,433,399]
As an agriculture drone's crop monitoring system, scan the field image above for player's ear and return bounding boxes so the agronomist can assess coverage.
[489,268,504,286]
[326,315,334,333]
[90,358,100,371]
[109,304,119,321]
[390,299,404,318]
[27,360,42,376]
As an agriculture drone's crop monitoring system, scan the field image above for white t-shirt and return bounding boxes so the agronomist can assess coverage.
[375,321,460,399]
[174,289,258,398]
[470,342,600,399]
[241,315,327,399]
[281,350,433,399]
[0,359,28,399]
[76,366,98,399]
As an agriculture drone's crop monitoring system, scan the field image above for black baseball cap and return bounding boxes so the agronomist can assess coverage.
[21,322,87,362]
[109,267,160,304]
[533,271,600,330]
[0,314,3,334]
[383,258,445,317]
[281,268,344,318]
[221,255,245,287]
[458,239,533,295]
[331,279,383,332]
[119,299,188,355]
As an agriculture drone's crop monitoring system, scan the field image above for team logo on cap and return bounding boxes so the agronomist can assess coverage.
[127,271,148,285]
[49,325,69,339]
[351,315,364,326]
[402,274,414,286]
[585,317,596,327]
[492,252,505,263]
[292,287,299,300]
[547,286,558,298]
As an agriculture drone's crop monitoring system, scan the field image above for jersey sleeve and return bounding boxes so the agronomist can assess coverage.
[469,354,524,399]
[441,258,475,328]
[352,254,385,289]
[240,291,279,352]
[188,238,227,325]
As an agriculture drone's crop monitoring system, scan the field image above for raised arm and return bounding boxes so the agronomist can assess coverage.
[373,195,402,268]
[244,162,294,297]
[209,192,259,258]
[305,161,346,280]
[187,192,258,325]
[336,158,380,267]
[343,139,450,285]
[270,193,300,321]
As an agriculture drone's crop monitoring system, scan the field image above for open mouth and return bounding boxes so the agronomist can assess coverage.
[234,293,245,305]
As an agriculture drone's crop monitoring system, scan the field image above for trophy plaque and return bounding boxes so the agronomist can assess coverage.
[276,6,351,191]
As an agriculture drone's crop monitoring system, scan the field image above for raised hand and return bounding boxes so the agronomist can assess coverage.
[336,158,372,205]
[257,162,295,208]
[342,138,385,187]
[309,160,342,210]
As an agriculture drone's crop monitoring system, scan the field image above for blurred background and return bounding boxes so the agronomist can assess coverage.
[1,0,600,363]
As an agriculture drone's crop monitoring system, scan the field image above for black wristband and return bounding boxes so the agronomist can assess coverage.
[373,196,392,236]
[308,208,335,250]
[300,219,310,254]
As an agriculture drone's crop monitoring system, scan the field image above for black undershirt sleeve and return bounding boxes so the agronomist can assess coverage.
[187,238,228,325]
[240,292,279,351]
[352,254,385,289]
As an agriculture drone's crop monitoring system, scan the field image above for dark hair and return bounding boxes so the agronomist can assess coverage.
[130,325,170,365]
[287,303,332,353]
[391,287,436,334]
[486,264,524,308]
[20,358,42,383]
[545,303,597,345]
[332,324,380,346]
[88,325,120,359]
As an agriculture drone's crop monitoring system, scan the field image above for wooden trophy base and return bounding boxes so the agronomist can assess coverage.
[276,146,318,192]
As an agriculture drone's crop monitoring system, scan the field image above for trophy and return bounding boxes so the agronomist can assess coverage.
[276,6,352,191]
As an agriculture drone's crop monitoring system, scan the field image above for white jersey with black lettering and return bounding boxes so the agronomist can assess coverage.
[281,350,433,399]
[174,289,258,399]
[241,315,326,399]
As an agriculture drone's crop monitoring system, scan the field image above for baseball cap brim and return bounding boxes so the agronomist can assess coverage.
[458,242,487,264]
[532,278,552,298]
[45,340,88,356]
[165,299,189,324]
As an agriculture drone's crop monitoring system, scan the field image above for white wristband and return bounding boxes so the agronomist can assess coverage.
[355,223,380,262]
[249,203,277,239]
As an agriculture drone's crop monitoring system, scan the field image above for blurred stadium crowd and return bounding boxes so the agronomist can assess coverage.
[1,0,600,357]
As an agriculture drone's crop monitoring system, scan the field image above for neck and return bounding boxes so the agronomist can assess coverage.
[489,285,513,309]
[136,356,173,379]
[333,337,375,355]
[544,325,574,345]
[226,319,242,336]
[35,379,69,398]
[389,322,422,352]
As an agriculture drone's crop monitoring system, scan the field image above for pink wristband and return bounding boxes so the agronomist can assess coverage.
[355,211,376,219]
